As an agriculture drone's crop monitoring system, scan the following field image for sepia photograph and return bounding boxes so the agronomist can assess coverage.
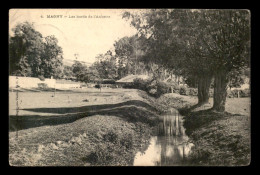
[8,9,251,166]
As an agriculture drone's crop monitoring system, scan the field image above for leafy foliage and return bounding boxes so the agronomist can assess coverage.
[227,69,246,90]
[72,61,89,82]
[114,35,147,77]
[179,86,188,95]
[123,9,250,111]
[9,22,63,78]
[63,66,75,79]
[92,51,118,80]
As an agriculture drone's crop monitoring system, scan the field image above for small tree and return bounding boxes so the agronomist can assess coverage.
[72,60,88,82]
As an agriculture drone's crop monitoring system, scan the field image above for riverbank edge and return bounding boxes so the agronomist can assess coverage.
[9,90,250,166]
[9,89,161,166]
[153,93,251,166]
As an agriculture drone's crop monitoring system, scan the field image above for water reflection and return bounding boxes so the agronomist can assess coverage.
[134,108,194,166]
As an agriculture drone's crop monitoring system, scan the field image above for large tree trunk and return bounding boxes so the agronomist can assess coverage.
[197,75,212,105]
[212,70,229,112]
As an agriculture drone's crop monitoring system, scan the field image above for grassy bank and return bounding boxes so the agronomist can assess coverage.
[156,93,251,166]
[9,88,250,166]
[9,89,160,166]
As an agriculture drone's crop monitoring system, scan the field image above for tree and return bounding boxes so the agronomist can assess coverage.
[123,9,250,112]
[114,35,146,76]
[9,21,64,78]
[9,22,44,76]
[72,60,88,82]
[41,35,63,78]
[123,9,214,105]
[63,65,75,79]
[197,10,250,112]
[87,65,101,83]
[92,51,118,80]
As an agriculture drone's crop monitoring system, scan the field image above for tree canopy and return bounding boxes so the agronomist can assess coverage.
[9,22,64,78]
[123,9,250,111]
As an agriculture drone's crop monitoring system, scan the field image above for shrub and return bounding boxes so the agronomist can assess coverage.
[85,143,116,165]
[145,80,170,97]
[227,88,250,98]
[179,86,187,95]
[233,89,239,97]
[166,82,181,93]
[148,88,157,95]
[120,134,133,149]
[102,79,115,84]
[133,78,148,91]
[187,88,198,96]
[110,84,118,88]
[156,81,170,97]
[38,83,48,89]
[122,83,134,89]
[85,130,135,165]
[94,84,101,89]
[239,89,250,97]
[38,75,45,81]
[227,89,240,98]
[148,80,157,89]
[80,84,87,88]
[103,130,119,144]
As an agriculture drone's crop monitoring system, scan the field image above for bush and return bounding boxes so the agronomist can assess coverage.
[122,83,134,89]
[86,143,117,165]
[103,130,119,144]
[179,86,187,95]
[240,89,250,97]
[187,88,198,96]
[148,88,157,95]
[123,78,181,98]
[147,80,157,89]
[120,134,133,149]
[38,83,48,89]
[80,84,87,88]
[227,88,250,98]
[232,89,239,97]
[38,75,45,81]
[156,81,170,97]
[85,130,135,166]
[95,84,101,88]
[145,80,171,97]
[109,84,118,88]
[102,79,115,84]
[133,78,149,91]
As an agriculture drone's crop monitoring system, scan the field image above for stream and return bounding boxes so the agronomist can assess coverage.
[133,108,194,166]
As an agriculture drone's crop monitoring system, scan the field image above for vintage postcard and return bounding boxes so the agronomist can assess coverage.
[9,9,251,166]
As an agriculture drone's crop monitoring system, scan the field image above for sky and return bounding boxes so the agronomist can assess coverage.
[9,9,138,63]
